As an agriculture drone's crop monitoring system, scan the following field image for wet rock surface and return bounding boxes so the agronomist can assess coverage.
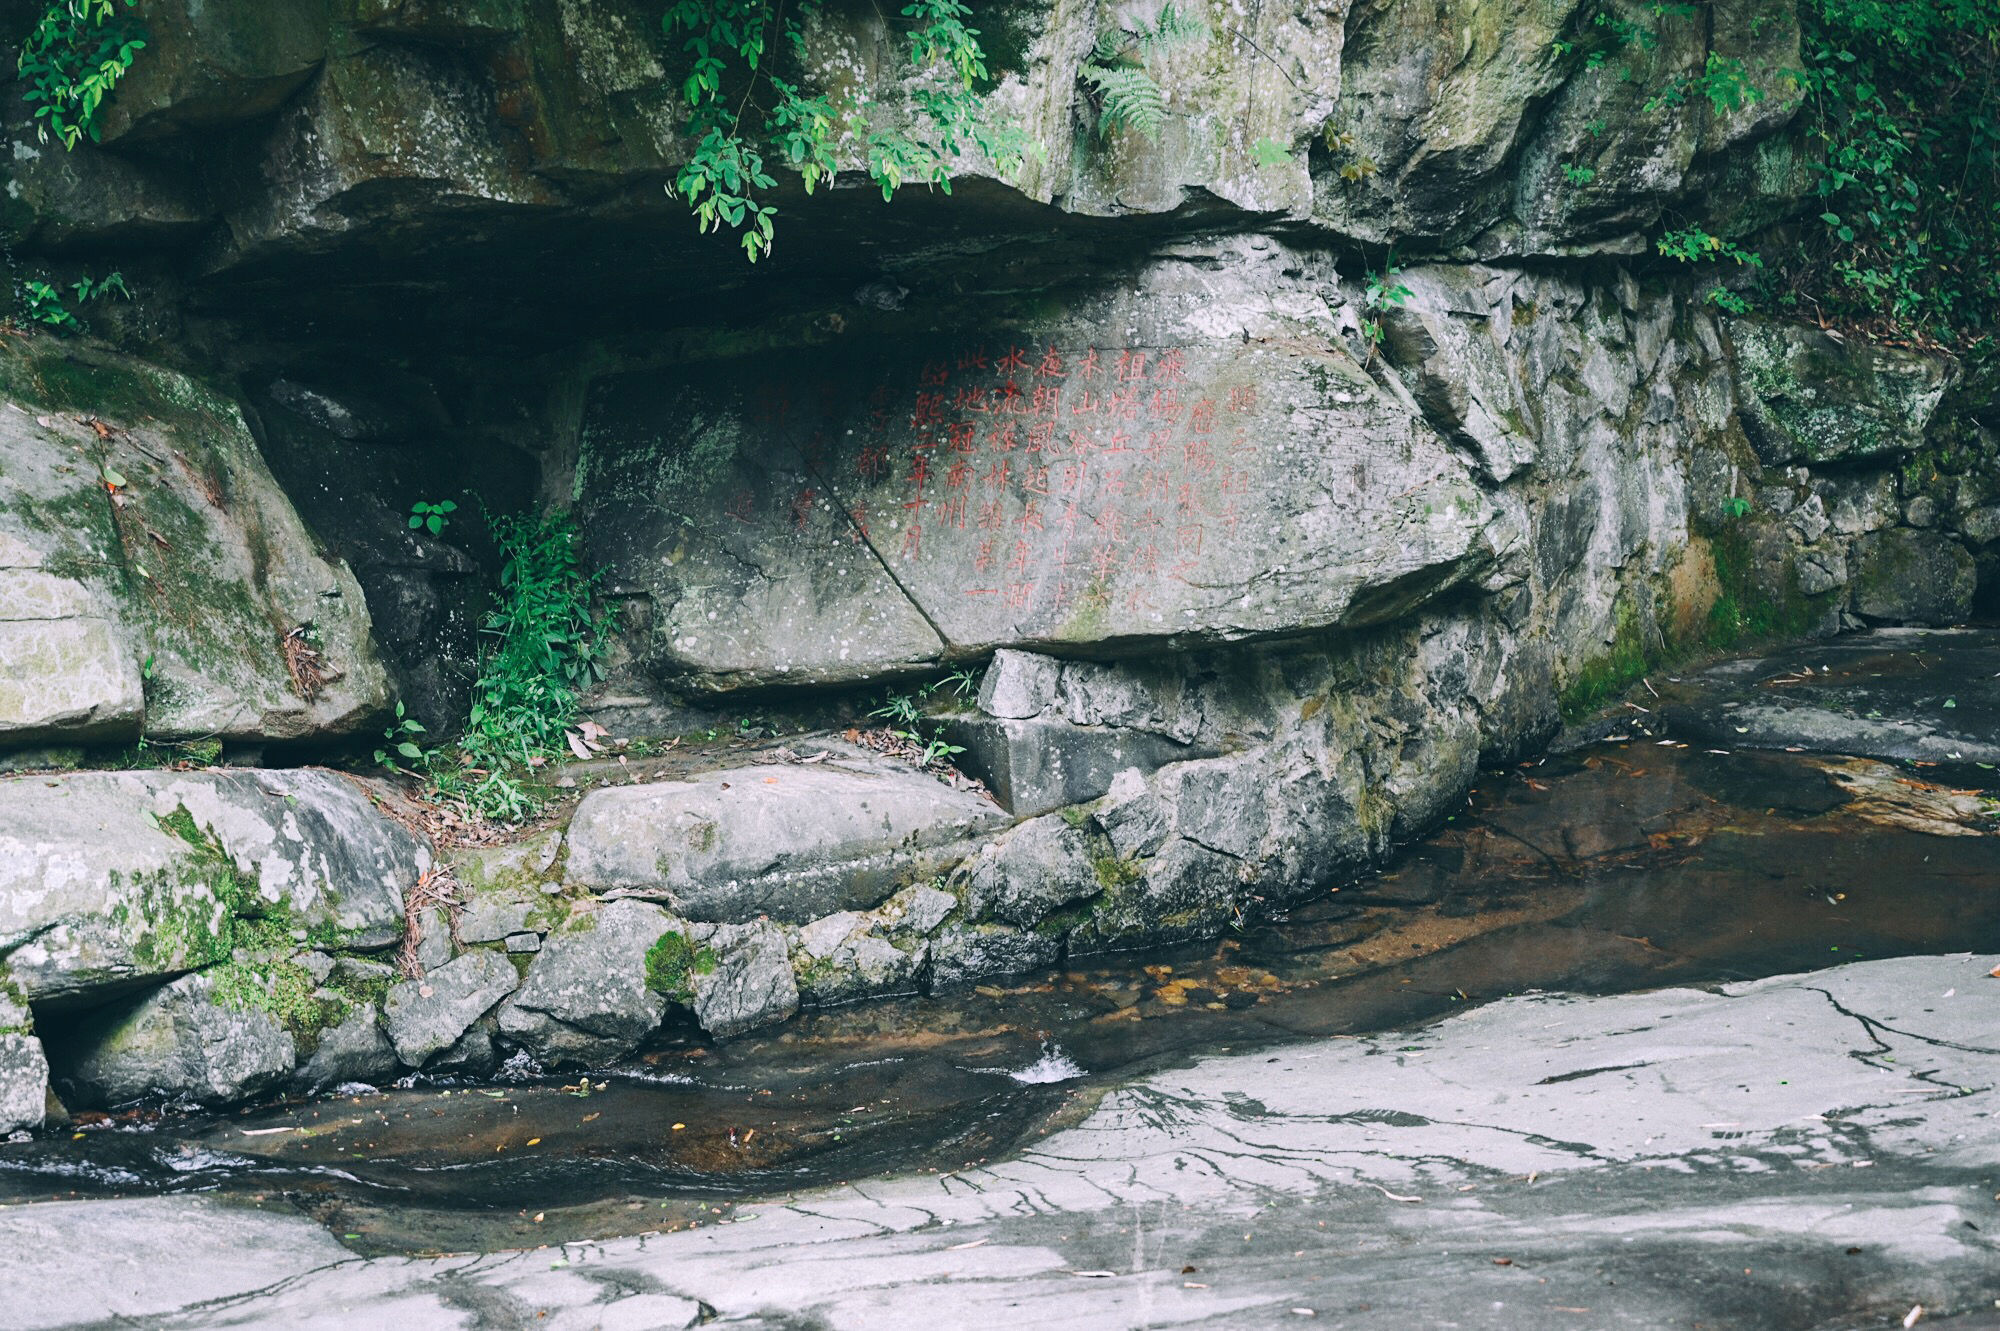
[5,952,1997,1329]
[1659,628,2000,765]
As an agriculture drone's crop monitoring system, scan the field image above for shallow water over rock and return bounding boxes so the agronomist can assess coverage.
[3,739,1993,1256]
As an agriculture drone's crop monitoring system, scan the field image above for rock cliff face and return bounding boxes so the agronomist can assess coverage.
[0,0,1993,1117]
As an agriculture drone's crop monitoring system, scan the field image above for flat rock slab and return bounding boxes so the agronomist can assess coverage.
[1659,627,2000,765]
[0,340,389,744]
[0,769,422,1004]
[578,246,1494,689]
[564,749,1008,923]
[6,953,1996,1329]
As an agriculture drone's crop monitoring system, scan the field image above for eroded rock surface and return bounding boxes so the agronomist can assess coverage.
[7,953,1994,1329]
[55,972,295,1108]
[0,342,390,745]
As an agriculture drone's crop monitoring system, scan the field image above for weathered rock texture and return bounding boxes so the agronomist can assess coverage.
[0,341,390,746]
[0,0,1992,1109]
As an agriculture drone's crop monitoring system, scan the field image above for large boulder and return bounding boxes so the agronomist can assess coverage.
[683,920,798,1038]
[94,0,330,144]
[292,1003,398,1092]
[564,750,1007,923]
[0,339,391,746]
[498,900,675,1066]
[577,238,1497,691]
[1731,318,1956,466]
[0,769,421,1006]
[1849,530,1977,626]
[55,972,295,1107]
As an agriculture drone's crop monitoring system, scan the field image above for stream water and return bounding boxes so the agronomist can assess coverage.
[3,740,1994,1256]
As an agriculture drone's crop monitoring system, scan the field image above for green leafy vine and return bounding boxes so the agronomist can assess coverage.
[661,0,1028,260]
[18,0,145,149]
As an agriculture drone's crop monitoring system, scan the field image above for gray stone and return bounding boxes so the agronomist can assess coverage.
[0,1033,48,1136]
[976,649,1063,719]
[412,907,454,973]
[292,1005,398,1092]
[964,816,1099,929]
[0,769,422,1004]
[877,884,958,937]
[1850,530,1977,626]
[925,923,1061,993]
[57,972,294,1107]
[564,753,1007,923]
[0,342,390,745]
[503,932,542,954]
[0,980,47,1134]
[498,900,674,1066]
[943,713,1208,817]
[1731,318,1955,466]
[94,0,329,144]
[686,920,799,1038]
[0,535,143,746]
[1068,837,1242,955]
[458,899,535,945]
[576,242,1497,690]
[427,1023,498,1078]
[383,951,517,1068]
[1094,767,1171,859]
[792,913,925,1007]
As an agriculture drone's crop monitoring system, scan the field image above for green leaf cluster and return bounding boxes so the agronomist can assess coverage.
[14,268,130,335]
[661,0,1028,260]
[383,510,617,824]
[1077,3,1208,142]
[17,0,145,150]
[1787,0,2000,344]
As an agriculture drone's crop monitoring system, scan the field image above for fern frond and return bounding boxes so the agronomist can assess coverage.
[1139,3,1208,51]
[1090,28,1124,65]
[1082,64,1167,140]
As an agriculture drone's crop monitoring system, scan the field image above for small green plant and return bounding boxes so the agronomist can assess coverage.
[409,499,457,536]
[71,270,129,303]
[1721,495,1754,519]
[16,268,127,334]
[374,701,427,774]
[869,692,923,728]
[1560,162,1597,185]
[1706,286,1755,314]
[1655,225,1764,268]
[19,279,78,331]
[18,0,145,149]
[1358,258,1414,350]
[939,666,981,698]
[1078,3,1207,141]
[1250,136,1292,168]
[1643,52,1766,114]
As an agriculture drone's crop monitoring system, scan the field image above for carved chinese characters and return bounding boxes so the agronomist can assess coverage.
[579,333,1493,690]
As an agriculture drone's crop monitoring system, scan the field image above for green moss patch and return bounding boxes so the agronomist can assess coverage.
[644,931,716,1001]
